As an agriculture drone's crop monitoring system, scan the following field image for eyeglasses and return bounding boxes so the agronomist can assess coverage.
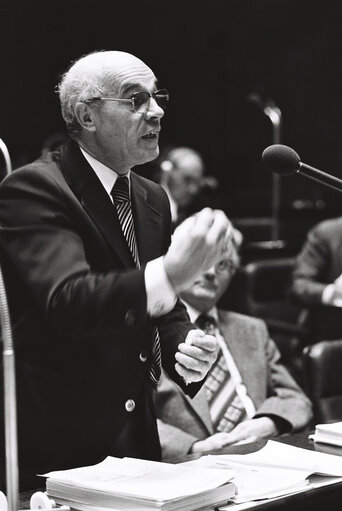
[214,259,238,274]
[88,89,169,114]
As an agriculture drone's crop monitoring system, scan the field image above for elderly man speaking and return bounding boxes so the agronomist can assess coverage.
[0,50,231,490]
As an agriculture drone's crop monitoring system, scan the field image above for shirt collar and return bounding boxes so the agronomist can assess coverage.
[181,300,218,324]
[162,183,178,222]
[79,146,131,198]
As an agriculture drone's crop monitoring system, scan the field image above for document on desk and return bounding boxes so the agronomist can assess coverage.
[184,439,342,504]
[183,459,309,503]
[213,439,342,476]
[310,421,342,447]
[42,456,236,511]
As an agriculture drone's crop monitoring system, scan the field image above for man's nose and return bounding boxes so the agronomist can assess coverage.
[145,97,164,119]
[203,266,216,279]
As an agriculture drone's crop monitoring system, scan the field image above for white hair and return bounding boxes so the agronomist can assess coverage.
[57,50,142,137]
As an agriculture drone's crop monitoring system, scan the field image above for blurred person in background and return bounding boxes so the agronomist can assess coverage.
[40,131,70,156]
[291,217,342,342]
[157,146,219,228]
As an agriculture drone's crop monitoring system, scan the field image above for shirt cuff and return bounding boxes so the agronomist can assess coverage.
[145,257,177,317]
[322,284,336,304]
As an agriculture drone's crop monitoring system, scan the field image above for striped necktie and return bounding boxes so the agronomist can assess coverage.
[196,314,247,432]
[111,176,161,389]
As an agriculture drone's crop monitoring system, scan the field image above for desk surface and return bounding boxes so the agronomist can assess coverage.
[19,431,342,511]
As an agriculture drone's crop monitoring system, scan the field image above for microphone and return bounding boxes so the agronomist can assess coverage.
[262,144,342,193]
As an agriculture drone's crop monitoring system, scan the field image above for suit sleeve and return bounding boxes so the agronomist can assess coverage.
[291,225,330,305]
[253,324,313,431]
[157,298,203,397]
[0,167,149,339]
[156,419,198,459]
[154,373,203,458]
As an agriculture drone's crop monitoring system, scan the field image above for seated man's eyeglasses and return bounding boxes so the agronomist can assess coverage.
[215,259,238,274]
[87,89,169,114]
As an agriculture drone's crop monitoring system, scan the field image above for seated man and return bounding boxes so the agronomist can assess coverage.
[155,235,313,457]
[291,217,342,341]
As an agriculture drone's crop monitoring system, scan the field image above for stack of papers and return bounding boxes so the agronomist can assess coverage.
[184,440,342,503]
[42,441,342,508]
[42,456,236,511]
[310,422,342,447]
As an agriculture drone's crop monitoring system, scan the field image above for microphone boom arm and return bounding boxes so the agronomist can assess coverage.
[298,162,342,192]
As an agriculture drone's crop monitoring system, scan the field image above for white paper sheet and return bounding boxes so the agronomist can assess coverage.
[209,439,342,476]
[184,439,342,504]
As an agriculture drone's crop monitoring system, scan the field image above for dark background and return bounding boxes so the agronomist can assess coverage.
[1,0,342,252]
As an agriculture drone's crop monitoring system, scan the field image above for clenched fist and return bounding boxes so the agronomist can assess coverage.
[175,329,218,384]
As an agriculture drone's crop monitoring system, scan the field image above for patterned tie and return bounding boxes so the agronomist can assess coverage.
[111,176,161,389]
[196,314,247,432]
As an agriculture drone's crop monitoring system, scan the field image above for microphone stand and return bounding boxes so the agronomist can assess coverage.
[1,266,18,511]
[0,138,18,511]
[0,140,69,511]
[248,94,284,245]
[263,104,282,242]
[0,139,12,177]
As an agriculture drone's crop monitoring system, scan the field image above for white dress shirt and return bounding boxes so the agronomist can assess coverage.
[79,147,177,317]
[322,278,342,307]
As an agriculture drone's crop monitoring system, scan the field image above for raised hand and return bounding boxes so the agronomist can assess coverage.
[164,208,233,293]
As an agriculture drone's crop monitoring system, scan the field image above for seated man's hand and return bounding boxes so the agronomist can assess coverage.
[175,329,218,383]
[218,417,279,446]
[164,208,233,293]
[190,432,233,453]
[190,417,279,453]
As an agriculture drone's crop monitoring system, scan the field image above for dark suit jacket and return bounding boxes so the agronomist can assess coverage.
[155,311,313,459]
[291,217,342,340]
[0,141,199,490]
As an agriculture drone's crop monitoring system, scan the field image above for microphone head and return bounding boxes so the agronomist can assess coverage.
[262,144,300,175]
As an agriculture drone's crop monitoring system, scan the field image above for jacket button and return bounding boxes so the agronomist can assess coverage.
[125,309,136,327]
[125,399,135,412]
[139,350,148,363]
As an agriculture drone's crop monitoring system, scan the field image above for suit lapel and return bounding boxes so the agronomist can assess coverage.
[130,173,162,265]
[218,310,260,405]
[183,387,214,435]
[59,141,134,268]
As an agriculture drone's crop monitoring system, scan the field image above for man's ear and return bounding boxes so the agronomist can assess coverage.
[74,102,97,132]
